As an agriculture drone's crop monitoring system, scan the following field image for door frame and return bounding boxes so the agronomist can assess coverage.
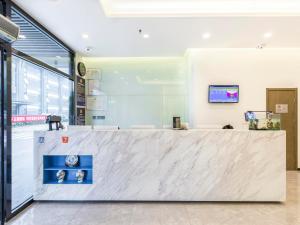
[0,43,12,225]
[266,88,298,169]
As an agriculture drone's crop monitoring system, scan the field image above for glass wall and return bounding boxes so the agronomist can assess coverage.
[11,55,72,209]
[85,58,188,128]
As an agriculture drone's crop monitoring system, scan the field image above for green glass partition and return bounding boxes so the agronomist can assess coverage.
[85,58,188,128]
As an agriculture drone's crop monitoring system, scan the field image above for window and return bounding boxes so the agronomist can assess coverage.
[11,8,73,75]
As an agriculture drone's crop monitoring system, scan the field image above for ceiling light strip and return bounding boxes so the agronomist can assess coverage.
[100,0,300,17]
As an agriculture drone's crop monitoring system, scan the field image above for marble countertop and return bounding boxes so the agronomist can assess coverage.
[40,128,285,132]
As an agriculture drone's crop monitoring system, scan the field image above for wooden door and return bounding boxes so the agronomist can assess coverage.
[267,88,298,170]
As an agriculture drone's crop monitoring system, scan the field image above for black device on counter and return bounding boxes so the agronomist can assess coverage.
[222,124,234,129]
[46,115,64,131]
[173,117,181,129]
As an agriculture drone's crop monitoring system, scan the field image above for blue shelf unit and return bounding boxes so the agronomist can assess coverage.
[43,155,93,184]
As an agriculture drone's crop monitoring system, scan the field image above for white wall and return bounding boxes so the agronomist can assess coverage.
[186,48,300,168]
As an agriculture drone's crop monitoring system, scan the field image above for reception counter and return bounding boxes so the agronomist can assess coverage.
[34,129,286,202]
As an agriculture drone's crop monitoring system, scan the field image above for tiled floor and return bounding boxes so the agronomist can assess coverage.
[6,171,300,225]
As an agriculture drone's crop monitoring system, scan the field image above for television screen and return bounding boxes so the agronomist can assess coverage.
[208,85,239,103]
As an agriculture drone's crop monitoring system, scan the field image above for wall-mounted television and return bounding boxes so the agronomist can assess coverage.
[208,85,239,103]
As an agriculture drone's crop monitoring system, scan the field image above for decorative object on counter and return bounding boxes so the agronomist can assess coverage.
[173,117,181,129]
[77,62,86,77]
[249,119,258,130]
[56,170,65,183]
[180,122,189,130]
[244,111,256,121]
[65,155,79,167]
[222,124,234,129]
[267,113,281,130]
[245,111,281,130]
[76,170,85,183]
[46,115,64,131]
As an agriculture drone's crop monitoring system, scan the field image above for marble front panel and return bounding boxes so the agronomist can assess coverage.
[34,129,286,201]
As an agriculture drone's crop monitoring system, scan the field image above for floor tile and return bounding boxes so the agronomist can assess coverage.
[6,171,300,225]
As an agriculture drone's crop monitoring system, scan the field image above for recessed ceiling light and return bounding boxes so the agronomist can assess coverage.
[85,46,93,52]
[82,34,89,39]
[143,34,150,39]
[202,32,211,39]
[263,32,273,39]
[19,34,26,39]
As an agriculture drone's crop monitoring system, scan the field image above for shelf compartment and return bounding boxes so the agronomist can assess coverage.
[43,155,93,184]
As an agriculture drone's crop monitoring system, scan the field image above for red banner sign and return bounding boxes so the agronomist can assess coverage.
[12,115,47,123]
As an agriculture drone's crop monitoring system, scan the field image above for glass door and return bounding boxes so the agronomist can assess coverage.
[11,56,43,209]
[11,55,73,210]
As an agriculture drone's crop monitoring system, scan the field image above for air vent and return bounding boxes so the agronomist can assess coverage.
[0,14,19,43]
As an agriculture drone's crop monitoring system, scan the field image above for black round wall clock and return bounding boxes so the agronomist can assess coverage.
[77,62,86,77]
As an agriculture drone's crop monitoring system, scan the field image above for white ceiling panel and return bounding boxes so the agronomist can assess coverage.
[12,0,300,57]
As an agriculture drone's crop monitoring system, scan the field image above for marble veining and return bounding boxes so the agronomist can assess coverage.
[34,129,286,201]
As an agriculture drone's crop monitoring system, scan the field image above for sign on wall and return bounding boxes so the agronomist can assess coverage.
[75,75,86,125]
[76,76,86,107]
[76,108,85,125]
[275,104,289,114]
[12,115,47,123]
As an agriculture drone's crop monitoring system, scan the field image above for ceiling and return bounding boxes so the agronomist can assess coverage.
[101,0,300,17]
[12,0,300,57]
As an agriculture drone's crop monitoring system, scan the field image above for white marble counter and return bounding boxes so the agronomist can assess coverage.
[34,129,286,201]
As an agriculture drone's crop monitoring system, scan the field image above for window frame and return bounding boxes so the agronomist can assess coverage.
[10,3,75,78]
[10,3,75,77]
